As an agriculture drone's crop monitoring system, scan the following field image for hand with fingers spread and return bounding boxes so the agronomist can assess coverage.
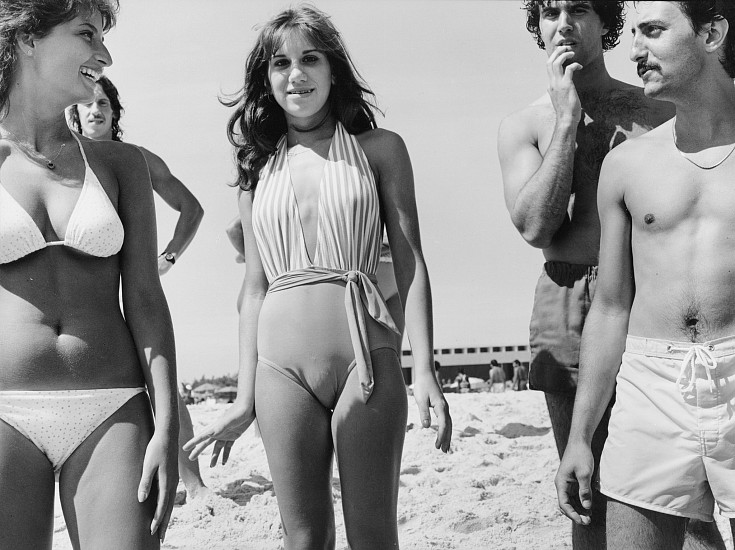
[137,430,178,542]
[412,369,452,453]
[183,399,256,467]
[554,439,594,526]
[546,45,583,124]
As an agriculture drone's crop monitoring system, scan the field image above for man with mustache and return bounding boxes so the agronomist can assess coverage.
[498,2,685,548]
[555,1,735,548]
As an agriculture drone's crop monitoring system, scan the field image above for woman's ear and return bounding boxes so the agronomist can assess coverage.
[16,32,35,57]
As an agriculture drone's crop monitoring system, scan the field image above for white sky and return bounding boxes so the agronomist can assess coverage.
[103,0,641,381]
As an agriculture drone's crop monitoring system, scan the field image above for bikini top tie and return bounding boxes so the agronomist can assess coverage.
[0,132,124,264]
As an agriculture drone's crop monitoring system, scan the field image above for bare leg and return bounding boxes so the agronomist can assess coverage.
[255,365,336,550]
[177,393,208,500]
[0,420,55,550]
[683,519,726,550]
[333,349,408,550]
[59,392,160,550]
[607,499,686,550]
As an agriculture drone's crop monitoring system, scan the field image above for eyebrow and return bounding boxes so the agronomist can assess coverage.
[634,18,667,30]
[271,49,321,58]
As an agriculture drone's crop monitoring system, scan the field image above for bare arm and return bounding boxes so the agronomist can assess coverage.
[113,143,179,539]
[372,130,451,453]
[555,149,634,524]
[225,214,246,262]
[234,191,267,409]
[139,148,204,273]
[498,46,582,248]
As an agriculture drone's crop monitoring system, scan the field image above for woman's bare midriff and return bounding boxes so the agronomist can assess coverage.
[0,251,145,390]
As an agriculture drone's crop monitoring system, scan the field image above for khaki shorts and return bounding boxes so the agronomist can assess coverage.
[600,335,735,521]
[528,262,597,394]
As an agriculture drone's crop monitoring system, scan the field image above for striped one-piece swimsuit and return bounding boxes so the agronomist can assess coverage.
[252,122,399,403]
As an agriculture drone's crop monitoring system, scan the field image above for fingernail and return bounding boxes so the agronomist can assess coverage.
[138,490,147,502]
[422,419,430,427]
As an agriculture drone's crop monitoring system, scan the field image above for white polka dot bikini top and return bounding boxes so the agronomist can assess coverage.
[0,132,124,264]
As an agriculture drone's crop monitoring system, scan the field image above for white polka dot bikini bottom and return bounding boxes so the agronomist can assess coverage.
[0,387,146,472]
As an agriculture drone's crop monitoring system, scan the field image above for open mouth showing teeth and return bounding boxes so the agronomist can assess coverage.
[288,89,314,95]
[80,67,101,81]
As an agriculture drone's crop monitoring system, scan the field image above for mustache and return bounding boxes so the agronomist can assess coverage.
[637,62,660,77]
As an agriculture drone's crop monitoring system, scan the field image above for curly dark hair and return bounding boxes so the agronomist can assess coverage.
[523,1,625,51]
[68,75,124,141]
[674,1,735,77]
[225,4,379,191]
[0,0,118,118]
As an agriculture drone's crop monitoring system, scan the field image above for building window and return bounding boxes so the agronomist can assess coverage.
[441,349,451,354]
[402,350,412,356]
[505,346,514,351]
[517,345,527,351]
[480,347,489,353]
[467,347,476,353]
[454,348,464,354]
[492,346,502,352]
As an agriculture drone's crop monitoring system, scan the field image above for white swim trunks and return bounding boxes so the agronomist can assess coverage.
[599,335,735,521]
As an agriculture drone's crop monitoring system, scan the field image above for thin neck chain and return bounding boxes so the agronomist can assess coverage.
[672,123,735,170]
[0,130,68,170]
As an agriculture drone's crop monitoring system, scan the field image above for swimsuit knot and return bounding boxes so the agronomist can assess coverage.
[343,271,359,283]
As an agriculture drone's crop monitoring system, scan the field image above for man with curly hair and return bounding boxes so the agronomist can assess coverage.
[498,2,685,548]
[556,1,735,548]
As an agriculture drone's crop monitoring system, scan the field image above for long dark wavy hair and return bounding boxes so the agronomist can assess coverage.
[68,75,124,141]
[0,0,118,118]
[523,1,625,52]
[225,4,379,191]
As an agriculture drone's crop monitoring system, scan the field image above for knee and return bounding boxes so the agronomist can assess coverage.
[345,516,399,550]
[284,526,335,550]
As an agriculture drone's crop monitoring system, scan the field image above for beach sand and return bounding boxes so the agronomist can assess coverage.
[51,390,734,549]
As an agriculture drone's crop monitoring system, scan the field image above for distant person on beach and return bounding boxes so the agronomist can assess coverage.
[555,2,735,548]
[489,360,506,393]
[184,6,451,548]
[497,1,678,547]
[69,76,208,502]
[455,369,470,393]
[512,359,528,391]
[0,1,178,547]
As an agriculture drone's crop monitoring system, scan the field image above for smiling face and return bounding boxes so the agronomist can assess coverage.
[630,1,703,100]
[28,10,112,107]
[538,1,608,65]
[76,83,114,139]
[267,30,332,126]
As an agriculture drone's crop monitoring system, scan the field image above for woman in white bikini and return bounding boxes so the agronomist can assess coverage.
[0,2,178,548]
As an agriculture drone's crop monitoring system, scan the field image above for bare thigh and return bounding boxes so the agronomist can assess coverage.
[0,419,55,550]
[255,364,336,550]
[58,392,158,550]
[607,498,687,550]
[333,348,408,550]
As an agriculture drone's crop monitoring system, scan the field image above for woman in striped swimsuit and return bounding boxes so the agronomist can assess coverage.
[186,6,451,548]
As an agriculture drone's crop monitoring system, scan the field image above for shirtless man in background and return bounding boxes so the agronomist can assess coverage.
[556,2,735,548]
[497,1,695,547]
